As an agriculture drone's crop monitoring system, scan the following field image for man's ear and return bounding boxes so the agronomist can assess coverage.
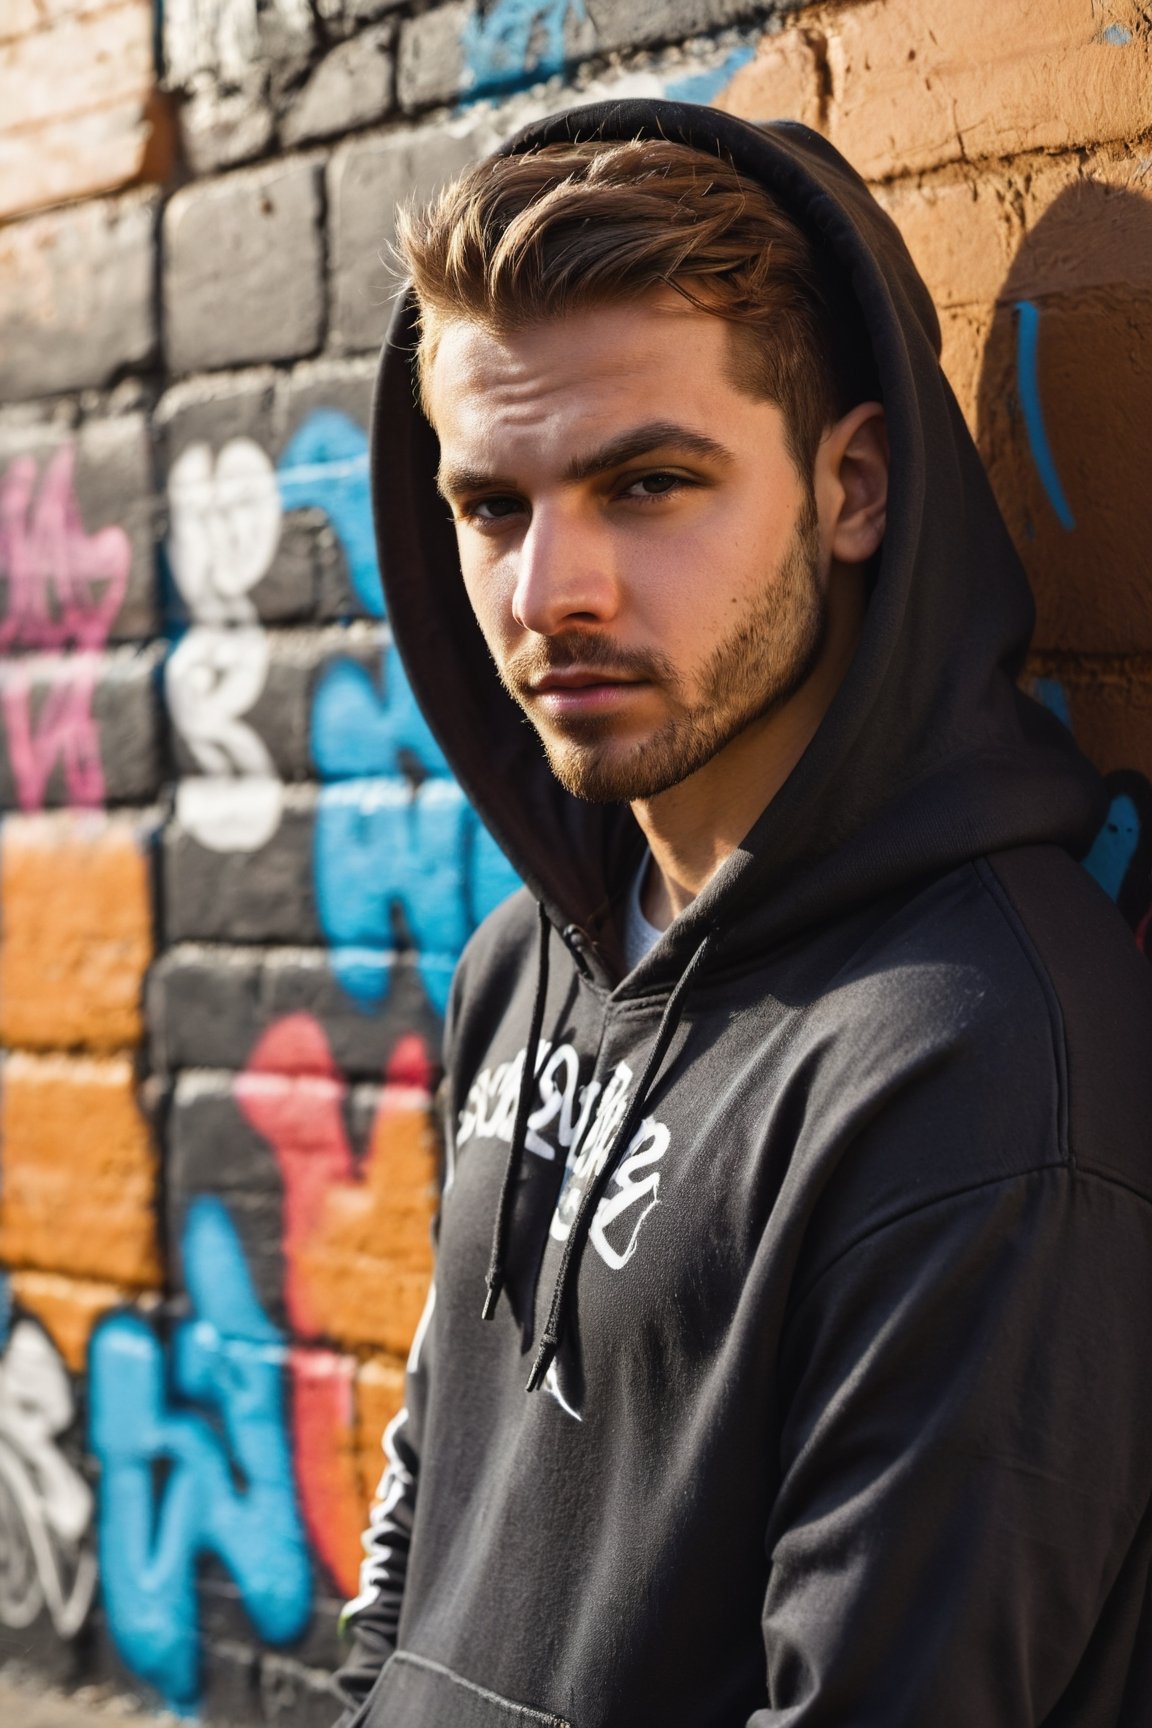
[817,402,888,566]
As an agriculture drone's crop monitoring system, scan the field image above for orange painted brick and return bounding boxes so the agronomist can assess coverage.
[717,28,825,128]
[873,172,1029,313]
[1026,660,1152,783]
[356,1355,407,1507]
[8,1268,133,1372]
[975,287,1152,654]
[824,0,1152,180]
[292,1348,365,1597]
[0,0,168,219]
[0,811,154,1052]
[936,303,995,428]
[0,1052,161,1287]
[295,1087,438,1357]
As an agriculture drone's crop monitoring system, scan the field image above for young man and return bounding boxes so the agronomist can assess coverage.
[334,102,1152,1727]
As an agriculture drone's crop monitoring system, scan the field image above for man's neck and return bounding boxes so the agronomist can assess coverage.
[631,572,865,932]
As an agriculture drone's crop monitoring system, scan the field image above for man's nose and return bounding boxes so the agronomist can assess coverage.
[510,502,619,635]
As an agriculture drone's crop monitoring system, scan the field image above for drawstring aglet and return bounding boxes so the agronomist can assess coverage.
[481,1274,503,1321]
[525,1335,558,1394]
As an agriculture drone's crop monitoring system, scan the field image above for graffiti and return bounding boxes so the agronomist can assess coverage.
[289,1348,364,1599]
[461,0,584,97]
[277,408,519,1010]
[278,411,380,616]
[165,439,285,852]
[235,1014,437,1346]
[236,1015,438,1593]
[314,778,517,1012]
[663,44,756,104]
[0,445,130,810]
[1014,301,1077,532]
[1033,676,1152,948]
[0,1310,97,1639]
[167,439,282,626]
[165,625,283,851]
[89,1197,312,1710]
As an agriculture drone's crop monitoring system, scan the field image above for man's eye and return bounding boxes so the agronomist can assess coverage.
[621,472,686,501]
[470,496,523,520]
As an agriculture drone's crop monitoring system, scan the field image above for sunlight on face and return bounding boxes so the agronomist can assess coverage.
[427,291,828,803]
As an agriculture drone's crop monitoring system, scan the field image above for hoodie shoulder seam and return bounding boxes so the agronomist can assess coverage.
[972,854,1072,1169]
[787,1162,1152,1320]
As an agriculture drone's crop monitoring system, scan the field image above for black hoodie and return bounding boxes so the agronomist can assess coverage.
[334,101,1152,1728]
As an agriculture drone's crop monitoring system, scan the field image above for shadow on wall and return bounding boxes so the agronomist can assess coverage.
[975,175,1152,954]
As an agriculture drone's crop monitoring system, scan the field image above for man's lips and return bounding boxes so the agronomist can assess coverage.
[523,667,651,714]
[529,668,646,693]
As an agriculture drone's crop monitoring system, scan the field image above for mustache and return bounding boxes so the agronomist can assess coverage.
[501,631,676,692]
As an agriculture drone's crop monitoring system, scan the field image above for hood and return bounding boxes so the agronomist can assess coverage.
[370,99,1104,990]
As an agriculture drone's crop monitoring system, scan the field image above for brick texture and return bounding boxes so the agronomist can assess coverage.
[0,0,170,221]
[3,0,1152,1719]
[0,1051,160,1285]
[0,193,158,400]
[0,811,154,1051]
[163,162,325,373]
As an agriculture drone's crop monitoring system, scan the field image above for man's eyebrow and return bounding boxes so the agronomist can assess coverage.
[435,421,734,501]
[562,422,735,482]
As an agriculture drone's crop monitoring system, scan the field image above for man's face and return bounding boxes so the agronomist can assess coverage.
[428,291,832,804]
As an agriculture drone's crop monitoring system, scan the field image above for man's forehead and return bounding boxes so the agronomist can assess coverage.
[425,300,781,491]
[424,295,732,421]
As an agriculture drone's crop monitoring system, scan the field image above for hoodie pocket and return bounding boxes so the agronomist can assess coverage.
[357,1650,572,1728]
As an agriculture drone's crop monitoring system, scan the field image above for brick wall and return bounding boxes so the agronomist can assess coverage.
[0,0,1149,1720]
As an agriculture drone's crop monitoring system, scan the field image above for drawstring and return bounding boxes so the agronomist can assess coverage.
[481,900,552,1321]
[525,928,715,1394]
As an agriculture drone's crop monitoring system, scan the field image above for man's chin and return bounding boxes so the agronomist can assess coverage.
[540,732,715,805]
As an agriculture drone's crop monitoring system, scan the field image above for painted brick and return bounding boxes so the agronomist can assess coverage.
[148,945,443,1078]
[935,303,995,432]
[290,1347,365,1593]
[0,0,170,221]
[0,643,163,812]
[356,1354,405,1504]
[0,192,158,401]
[0,1051,161,1286]
[585,0,773,56]
[290,1081,438,1354]
[1030,662,1152,783]
[165,1071,290,1324]
[163,0,315,88]
[167,625,388,783]
[0,810,155,1052]
[163,162,325,374]
[872,171,1027,315]
[156,371,280,461]
[328,118,486,352]
[716,25,825,127]
[284,356,377,443]
[282,22,396,147]
[0,411,158,643]
[976,288,1152,654]
[824,0,1152,180]
[163,786,320,942]
[395,1,467,112]
[8,1268,135,1372]
[156,367,369,625]
[179,84,276,177]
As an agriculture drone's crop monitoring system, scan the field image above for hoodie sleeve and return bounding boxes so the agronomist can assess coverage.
[752,1161,1152,1726]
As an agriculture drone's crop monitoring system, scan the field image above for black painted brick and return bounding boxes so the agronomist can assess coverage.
[163,785,320,942]
[164,163,325,375]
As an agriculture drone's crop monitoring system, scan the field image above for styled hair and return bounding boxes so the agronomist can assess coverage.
[396,137,872,475]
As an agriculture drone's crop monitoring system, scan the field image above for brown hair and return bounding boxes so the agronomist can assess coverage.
[396,137,868,474]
